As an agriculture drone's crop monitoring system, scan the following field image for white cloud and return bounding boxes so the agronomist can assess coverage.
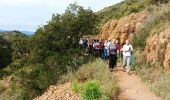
[0,0,123,31]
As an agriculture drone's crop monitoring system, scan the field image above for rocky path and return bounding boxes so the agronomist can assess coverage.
[114,65,162,100]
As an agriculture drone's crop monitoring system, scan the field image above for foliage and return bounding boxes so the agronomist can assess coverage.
[10,33,31,61]
[0,2,98,99]
[0,36,12,68]
[71,81,82,93]
[69,59,118,99]
[133,2,170,49]
[96,0,148,25]
[81,80,101,100]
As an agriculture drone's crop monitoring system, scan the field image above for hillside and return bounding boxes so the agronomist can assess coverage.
[96,0,170,99]
[0,0,170,100]
[97,11,148,43]
[96,0,148,25]
[0,30,34,36]
[0,3,98,100]
[33,0,170,100]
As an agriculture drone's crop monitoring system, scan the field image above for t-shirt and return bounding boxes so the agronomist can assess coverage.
[83,39,88,46]
[109,43,117,55]
[95,42,100,49]
[122,44,133,57]
[104,41,111,49]
[79,39,83,44]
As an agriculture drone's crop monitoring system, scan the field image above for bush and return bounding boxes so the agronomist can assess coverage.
[71,81,82,93]
[68,59,118,99]
[81,80,101,100]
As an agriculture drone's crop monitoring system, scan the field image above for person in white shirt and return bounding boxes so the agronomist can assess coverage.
[79,38,83,45]
[121,40,133,74]
[106,39,112,56]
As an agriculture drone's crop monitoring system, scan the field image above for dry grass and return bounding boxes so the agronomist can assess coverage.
[134,50,170,100]
[61,59,118,99]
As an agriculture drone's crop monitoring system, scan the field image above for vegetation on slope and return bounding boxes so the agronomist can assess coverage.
[0,0,170,99]
[132,1,170,99]
[96,0,170,26]
[96,0,148,25]
[134,50,170,100]
[0,36,12,68]
[61,59,118,100]
[133,1,170,49]
[0,3,98,100]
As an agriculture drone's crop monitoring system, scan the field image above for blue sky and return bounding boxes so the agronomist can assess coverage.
[0,0,123,32]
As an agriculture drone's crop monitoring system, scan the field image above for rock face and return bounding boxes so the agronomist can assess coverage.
[34,82,80,100]
[98,11,148,43]
[144,27,170,70]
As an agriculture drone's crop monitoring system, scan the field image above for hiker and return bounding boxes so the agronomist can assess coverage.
[99,39,104,57]
[106,38,112,56]
[95,40,100,57]
[83,37,88,50]
[103,40,108,62]
[79,38,84,48]
[104,38,111,62]
[88,39,93,55]
[121,39,133,74]
[108,39,117,71]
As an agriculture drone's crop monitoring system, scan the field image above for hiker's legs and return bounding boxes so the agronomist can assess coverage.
[109,54,114,70]
[113,54,117,68]
[97,49,100,57]
[103,49,107,62]
[123,56,126,68]
[126,56,131,73]
[115,54,117,67]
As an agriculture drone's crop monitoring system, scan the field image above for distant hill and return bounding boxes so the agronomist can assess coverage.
[21,31,34,36]
[0,29,34,36]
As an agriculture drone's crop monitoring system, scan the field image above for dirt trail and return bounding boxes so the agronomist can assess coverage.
[114,66,162,100]
[34,64,163,100]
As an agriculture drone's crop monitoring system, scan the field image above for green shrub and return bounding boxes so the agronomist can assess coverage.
[71,81,82,93]
[68,59,118,99]
[82,80,101,100]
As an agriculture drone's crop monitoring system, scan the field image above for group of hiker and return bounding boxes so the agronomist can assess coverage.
[79,37,134,74]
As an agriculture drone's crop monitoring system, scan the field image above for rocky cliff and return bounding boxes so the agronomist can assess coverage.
[97,11,148,43]
[144,27,170,70]
[98,9,170,70]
